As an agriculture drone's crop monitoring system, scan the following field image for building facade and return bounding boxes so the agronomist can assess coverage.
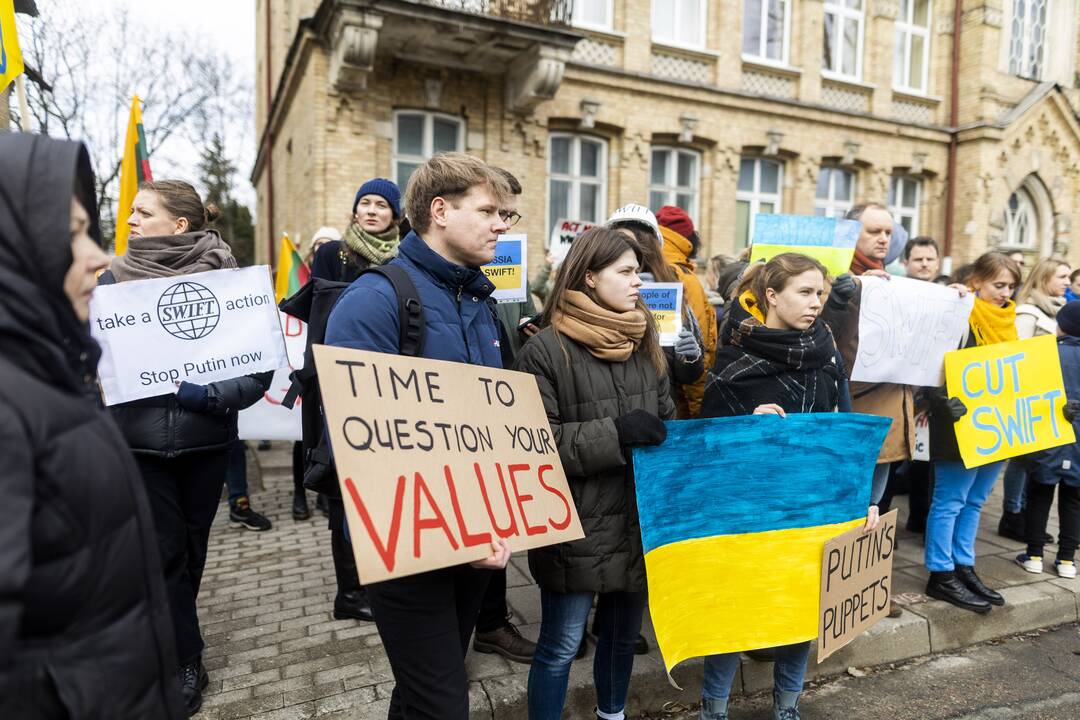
[253,0,1080,273]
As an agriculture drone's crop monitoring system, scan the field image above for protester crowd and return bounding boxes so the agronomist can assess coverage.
[5,133,1080,720]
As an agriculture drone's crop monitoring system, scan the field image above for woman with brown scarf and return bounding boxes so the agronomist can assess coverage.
[517,227,674,720]
[102,180,271,715]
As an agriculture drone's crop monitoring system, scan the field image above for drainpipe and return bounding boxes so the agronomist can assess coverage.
[944,0,962,259]
[265,0,277,265]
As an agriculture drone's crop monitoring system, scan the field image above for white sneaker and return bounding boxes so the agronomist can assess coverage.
[1015,553,1044,574]
[1055,560,1077,579]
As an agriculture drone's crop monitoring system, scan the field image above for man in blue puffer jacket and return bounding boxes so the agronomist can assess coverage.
[325,152,512,720]
[1017,301,1080,579]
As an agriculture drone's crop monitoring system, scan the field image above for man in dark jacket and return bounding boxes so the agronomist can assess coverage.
[0,134,186,719]
[325,153,512,720]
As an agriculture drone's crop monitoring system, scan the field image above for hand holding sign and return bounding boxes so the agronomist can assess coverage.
[640,282,683,347]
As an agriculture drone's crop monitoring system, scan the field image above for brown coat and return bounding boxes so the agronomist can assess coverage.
[822,278,915,463]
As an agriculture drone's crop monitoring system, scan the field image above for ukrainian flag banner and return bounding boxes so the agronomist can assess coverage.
[749,215,862,278]
[632,413,890,676]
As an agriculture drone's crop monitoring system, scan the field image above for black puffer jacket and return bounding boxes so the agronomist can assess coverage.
[517,327,676,593]
[0,134,185,719]
[98,274,271,456]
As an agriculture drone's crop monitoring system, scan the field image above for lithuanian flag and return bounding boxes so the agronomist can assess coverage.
[632,413,889,675]
[275,234,310,302]
[0,0,24,94]
[115,95,153,256]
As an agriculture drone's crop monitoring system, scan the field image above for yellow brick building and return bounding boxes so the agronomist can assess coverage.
[253,0,1080,274]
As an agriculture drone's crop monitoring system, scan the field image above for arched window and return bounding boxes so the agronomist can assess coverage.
[1003,187,1039,249]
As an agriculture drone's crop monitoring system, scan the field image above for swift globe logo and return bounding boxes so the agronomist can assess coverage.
[157,281,221,340]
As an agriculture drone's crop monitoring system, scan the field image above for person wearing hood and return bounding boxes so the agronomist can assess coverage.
[656,205,719,417]
[102,180,272,714]
[304,225,343,267]
[0,134,186,719]
[311,178,402,283]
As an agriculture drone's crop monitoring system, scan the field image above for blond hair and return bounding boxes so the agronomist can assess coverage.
[403,153,511,233]
[1017,256,1070,313]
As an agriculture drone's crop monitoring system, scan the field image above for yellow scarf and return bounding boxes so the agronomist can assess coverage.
[738,290,766,324]
[969,297,1018,346]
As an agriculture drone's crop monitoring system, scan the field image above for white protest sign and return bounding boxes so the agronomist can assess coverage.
[851,276,973,387]
[238,311,307,441]
[640,282,684,347]
[91,266,288,406]
[482,234,528,304]
[913,411,930,461]
[548,218,596,261]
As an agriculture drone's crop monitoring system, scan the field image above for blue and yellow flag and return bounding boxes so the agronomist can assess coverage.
[0,0,24,94]
[633,413,889,675]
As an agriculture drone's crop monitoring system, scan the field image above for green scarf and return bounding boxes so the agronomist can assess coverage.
[343,221,400,266]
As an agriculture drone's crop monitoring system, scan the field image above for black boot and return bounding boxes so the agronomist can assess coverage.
[292,493,311,521]
[334,588,374,621]
[926,571,992,613]
[955,565,1004,606]
[998,511,1026,542]
[178,658,209,716]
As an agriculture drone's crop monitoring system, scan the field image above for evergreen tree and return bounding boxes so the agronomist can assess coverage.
[198,133,255,266]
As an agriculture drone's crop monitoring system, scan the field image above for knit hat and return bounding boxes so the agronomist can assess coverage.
[311,226,342,244]
[353,178,401,218]
[607,203,662,247]
[656,205,695,241]
[1057,301,1080,337]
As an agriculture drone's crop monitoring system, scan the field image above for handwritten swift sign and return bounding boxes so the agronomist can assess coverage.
[640,282,683,347]
[945,335,1075,468]
[482,234,528,304]
[851,276,974,387]
[750,215,862,277]
[313,345,584,583]
[818,509,898,661]
[90,266,288,405]
[549,218,596,261]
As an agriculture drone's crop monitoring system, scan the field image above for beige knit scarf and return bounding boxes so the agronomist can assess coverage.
[552,290,647,362]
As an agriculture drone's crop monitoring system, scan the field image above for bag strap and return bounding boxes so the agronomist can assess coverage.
[357,265,426,358]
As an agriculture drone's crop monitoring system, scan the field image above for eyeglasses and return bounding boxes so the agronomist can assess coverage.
[499,210,522,227]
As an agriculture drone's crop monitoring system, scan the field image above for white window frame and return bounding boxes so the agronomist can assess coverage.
[649,147,701,223]
[736,157,784,247]
[571,0,614,32]
[893,0,932,94]
[1008,0,1049,79]
[392,110,465,190]
[814,166,856,218]
[1003,188,1039,249]
[651,0,708,50]
[889,175,922,237]
[822,0,865,81]
[547,133,608,237]
[742,0,792,66]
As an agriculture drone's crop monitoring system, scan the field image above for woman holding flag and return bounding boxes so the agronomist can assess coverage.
[102,179,272,715]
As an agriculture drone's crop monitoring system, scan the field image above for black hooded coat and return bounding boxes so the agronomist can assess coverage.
[0,134,186,720]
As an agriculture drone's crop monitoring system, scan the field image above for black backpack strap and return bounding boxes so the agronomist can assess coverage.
[357,265,426,357]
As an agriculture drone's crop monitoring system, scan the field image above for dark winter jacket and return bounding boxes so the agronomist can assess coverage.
[1026,335,1080,486]
[326,231,503,369]
[310,239,372,284]
[0,134,185,720]
[516,328,676,593]
[97,276,272,457]
[922,331,976,463]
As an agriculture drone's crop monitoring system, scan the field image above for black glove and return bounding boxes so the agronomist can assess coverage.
[176,381,210,412]
[1064,399,1080,423]
[826,274,857,311]
[946,396,968,421]
[613,409,667,448]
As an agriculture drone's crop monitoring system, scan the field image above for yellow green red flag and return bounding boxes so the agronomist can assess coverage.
[0,0,25,94]
[275,234,310,302]
[114,95,153,256]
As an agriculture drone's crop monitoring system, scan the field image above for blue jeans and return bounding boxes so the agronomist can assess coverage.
[527,589,647,719]
[702,642,810,701]
[1002,458,1029,514]
[225,439,248,509]
[925,460,1003,571]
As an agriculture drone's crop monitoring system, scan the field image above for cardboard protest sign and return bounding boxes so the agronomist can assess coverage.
[640,282,684,347]
[913,411,930,461]
[945,335,1075,468]
[482,234,528,304]
[91,266,288,406]
[238,311,307,441]
[818,509,898,661]
[313,345,585,583]
[750,214,862,277]
[548,218,596,261]
[632,413,890,676]
[851,276,974,387]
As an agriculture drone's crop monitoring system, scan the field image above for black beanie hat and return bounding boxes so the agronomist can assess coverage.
[1057,301,1080,337]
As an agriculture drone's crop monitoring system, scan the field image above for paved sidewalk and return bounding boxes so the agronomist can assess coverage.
[194,444,1080,719]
